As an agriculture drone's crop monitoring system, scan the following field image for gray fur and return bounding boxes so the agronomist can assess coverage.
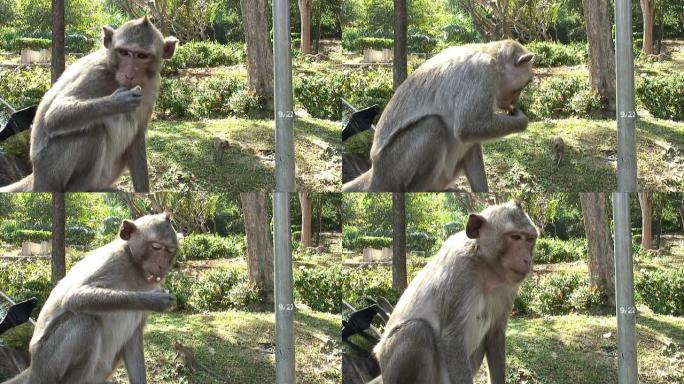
[371,202,537,384]
[342,40,534,192]
[1,213,178,384]
[0,17,177,192]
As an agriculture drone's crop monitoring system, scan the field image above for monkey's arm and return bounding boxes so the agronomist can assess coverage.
[123,323,147,384]
[458,107,528,142]
[125,131,150,192]
[62,286,175,312]
[462,144,488,192]
[43,88,141,134]
[484,325,506,384]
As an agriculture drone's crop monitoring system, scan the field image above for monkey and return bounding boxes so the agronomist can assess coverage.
[174,340,197,373]
[342,40,535,192]
[212,136,230,164]
[0,17,178,192]
[0,150,23,187]
[370,201,538,384]
[552,136,564,166]
[2,213,179,384]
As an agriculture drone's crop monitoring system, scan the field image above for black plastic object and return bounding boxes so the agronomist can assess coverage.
[342,304,382,341]
[341,105,380,142]
[0,106,37,142]
[0,297,37,335]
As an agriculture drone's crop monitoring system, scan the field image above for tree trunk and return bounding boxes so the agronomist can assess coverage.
[393,0,407,89]
[579,193,615,306]
[239,0,274,111]
[679,194,684,232]
[392,193,407,293]
[51,193,66,283]
[240,192,274,305]
[51,0,65,83]
[638,192,653,250]
[298,192,312,248]
[640,0,654,55]
[298,0,312,54]
[582,0,616,112]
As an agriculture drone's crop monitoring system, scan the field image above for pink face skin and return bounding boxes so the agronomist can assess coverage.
[139,240,178,284]
[115,45,154,88]
[501,229,537,282]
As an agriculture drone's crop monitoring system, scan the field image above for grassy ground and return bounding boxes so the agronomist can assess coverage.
[346,116,684,191]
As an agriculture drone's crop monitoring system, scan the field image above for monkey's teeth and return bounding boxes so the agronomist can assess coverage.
[156,276,161,282]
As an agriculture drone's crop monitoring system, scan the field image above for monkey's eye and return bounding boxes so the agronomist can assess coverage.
[510,234,522,241]
[116,49,132,57]
[151,243,163,250]
[526,237,535,244]
[167,247,177,254]
[136,53,150,60]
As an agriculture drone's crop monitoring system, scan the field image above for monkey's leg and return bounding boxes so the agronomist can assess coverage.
[30,315,102,384]
[461,144,488,192]
[124,131,150,193]
[484,327,506,384]
[122,323,147,384]
[379,319,441,384]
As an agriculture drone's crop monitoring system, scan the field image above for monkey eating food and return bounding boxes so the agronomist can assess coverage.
[2,213,179,384]
[0,17,178,192]
[342,40,535,192]
[371,201,538,384]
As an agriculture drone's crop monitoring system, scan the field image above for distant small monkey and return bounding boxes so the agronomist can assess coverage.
[553,136,565,166]
[212,136,230,164]
[0,17,178,192]
[174,340,197,373]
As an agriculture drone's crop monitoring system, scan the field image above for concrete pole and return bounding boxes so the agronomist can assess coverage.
[615,0,637,191]
[612,192,638,384]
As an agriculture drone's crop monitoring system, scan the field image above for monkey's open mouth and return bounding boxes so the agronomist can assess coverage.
[145,273,162,283]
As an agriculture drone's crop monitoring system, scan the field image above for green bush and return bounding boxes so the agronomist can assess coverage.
[163,269,195,311]
[0,260,52,311]
[226,280,262,309]
[227,88,266,119]
[0,67,50,109]
[163,41,245,75]
[515,273,601,315]
[0,26,18,52]
[0,219,20,244]
[193,74,245,118]
[519,76,601,120]
[342,27,362,52]
[11,229,51,244]
[637,73,684,121]
[635,268,684,316]
[525,41,587,67]
[65,225,96,246]
[294,264,342,312]
[156,77,196,118]
[568,284,604,311]
[188,267,243,310]
[534,238,586,264]
[406,231,436,253]
[342,226,361,250]
[65,33,96,53]
[407,29,437,54]
[178,233,245,261]
[343,266,399,310]
[15,37,50,51]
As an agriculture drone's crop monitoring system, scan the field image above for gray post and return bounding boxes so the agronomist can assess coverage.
[612,192,638,383]
[273,192,295,383]
[273,0,296,192]
[615,0,637,191]
[272,0,296,380]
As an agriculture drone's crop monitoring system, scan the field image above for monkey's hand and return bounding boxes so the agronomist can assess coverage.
[507,107,529,131]
[111,87,143,113]
[147,290,177,312]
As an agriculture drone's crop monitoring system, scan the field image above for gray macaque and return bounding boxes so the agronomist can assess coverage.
[553,136,565,166]
[371,201,538,384]
[342,40,535,192]
[2,213,179,384]
[0,17,178,192]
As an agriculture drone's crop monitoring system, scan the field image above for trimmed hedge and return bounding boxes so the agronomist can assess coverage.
[519,76,602,120]
[635,268,684,316]
[15,37,50,51]
[163,41,245,75]
[637,73,684,121]
[514,272,603,315]
[177,233,246,261]
[534,238,586,264]
[524,41,587,67]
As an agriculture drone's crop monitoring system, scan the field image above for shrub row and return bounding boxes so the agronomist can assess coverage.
[524,41,587,67]
[635,268,684,316]
[535,238,586,264]
[514,272,603,315]
[637,73,684,121]
[178,233,246,261]
[0,28,95,53]
[156,74,266,119]
[518,76,603,120]
[0,67,50,109]
[342,28,437,54]
[0,220,94,246]
[162,41,245,75]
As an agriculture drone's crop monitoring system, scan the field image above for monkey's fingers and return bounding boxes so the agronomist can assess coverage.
[130,85,142,96]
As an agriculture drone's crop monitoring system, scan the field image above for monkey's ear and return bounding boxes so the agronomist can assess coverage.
[119,220,137,241]
[163,212,172,222]
[162,37,179,59]
[103,26,115,49]
[465,214,486,239]
[515,53,534,66]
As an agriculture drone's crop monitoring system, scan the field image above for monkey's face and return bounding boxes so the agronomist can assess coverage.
[120,213,179,284]
[499,230,536,283]
[103,17,178,89]
[496,54,534,111]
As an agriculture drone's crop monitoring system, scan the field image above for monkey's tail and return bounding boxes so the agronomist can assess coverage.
[1,369,30,384]
[0,175,33,192]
